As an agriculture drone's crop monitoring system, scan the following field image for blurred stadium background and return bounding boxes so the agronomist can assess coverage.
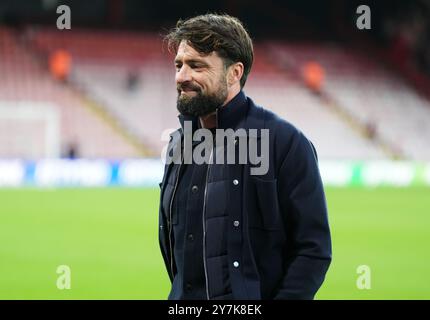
[0,0,430,299]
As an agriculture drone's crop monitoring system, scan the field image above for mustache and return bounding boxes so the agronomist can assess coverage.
[177,82,202,92]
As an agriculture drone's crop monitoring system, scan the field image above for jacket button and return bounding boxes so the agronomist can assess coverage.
[233,261,239,268]
[185,283,192,292]
[233,220,240,227]
[233,179,239,185]
[191,185,198,193]
[187,233,194,241]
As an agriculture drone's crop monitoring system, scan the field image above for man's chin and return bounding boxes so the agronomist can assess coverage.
[178,91,198,103]
[178,96,192,106]
[177,89,224,117]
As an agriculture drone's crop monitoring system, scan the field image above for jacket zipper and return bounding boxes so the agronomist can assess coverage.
[168,158,182,279]
[202,109,218,300]
[202,147,213,300]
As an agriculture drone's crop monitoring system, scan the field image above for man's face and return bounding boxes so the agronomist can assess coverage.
[174,40,228,117]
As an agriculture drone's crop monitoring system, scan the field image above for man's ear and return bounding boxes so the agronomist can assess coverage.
[228,62,244,87]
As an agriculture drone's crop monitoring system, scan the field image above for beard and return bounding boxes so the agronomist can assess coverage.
[176,78,228,117]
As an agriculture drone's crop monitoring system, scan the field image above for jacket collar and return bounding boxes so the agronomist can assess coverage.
[216,90,248,130]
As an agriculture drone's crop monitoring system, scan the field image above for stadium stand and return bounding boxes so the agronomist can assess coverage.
[0,27,143,158]
[2,26,430,160]
[267,42,430,160]
[25,27,176,156]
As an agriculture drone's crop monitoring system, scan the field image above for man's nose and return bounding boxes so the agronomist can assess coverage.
[175,65,192,84]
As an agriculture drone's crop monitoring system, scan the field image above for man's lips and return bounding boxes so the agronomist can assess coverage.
[179,88,200,96]
[177,84,201,93]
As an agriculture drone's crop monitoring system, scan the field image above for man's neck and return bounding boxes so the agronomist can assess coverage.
[199,112,217,129]
[199,86,240,129]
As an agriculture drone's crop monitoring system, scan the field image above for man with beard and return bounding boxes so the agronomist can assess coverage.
[159,14,332,300]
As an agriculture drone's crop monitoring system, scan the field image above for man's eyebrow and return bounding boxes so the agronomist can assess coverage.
[174,58,208,66]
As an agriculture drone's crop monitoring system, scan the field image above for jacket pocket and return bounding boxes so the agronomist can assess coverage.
[250,177,282,231]
[161,183,178,225]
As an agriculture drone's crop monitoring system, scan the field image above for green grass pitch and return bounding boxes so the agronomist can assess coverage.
[0,187,429,299]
